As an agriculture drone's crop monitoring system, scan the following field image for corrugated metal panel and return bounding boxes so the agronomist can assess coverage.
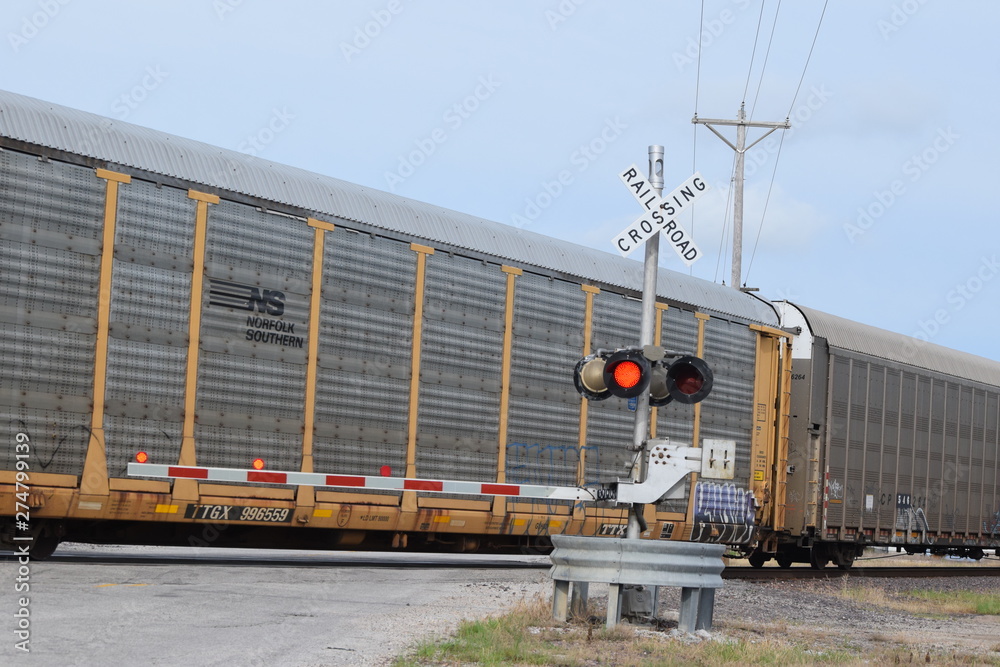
[585,291,642,484]
[790,302,1000,387]
[313,229,412,485]
[0,89,778,326]
[653,307,699,513]
[823,348,1000,541]
[506,272,586,504]
[104,179,192,472]
[195,201,311,473]
[699,317,755,488]
[0,151,104,476]
[416,253,504,488]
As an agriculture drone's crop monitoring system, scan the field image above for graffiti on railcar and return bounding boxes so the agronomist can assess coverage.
[894,493,929,539]
[505,442,588,487]
[984,508,1000,537]
[693,482,755,525]
[689,481,756,544]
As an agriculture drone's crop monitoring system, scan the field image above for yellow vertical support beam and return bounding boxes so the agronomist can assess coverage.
[298,218,335,508]
[773,335,793,531]
[403,243,435,512]
[492,266,522,516]
[684,312,711,525]
[575,285,600,519]
[81,169,131,497]
[174,190,219,501]
[749,324,785,523]
[691,312,710,449]
[649,302,669,439]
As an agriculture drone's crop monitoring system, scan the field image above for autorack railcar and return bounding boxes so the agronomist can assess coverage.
[0,90,788,559]
[749,302,1000,568]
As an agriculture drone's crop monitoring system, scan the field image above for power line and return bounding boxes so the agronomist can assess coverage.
[746,0,828,283]
[787,0,828,115]
[694,0,705,114]
[744,131,786,282]
[691,0,705,273]
[748,0,782,121]
[742,1,766,104]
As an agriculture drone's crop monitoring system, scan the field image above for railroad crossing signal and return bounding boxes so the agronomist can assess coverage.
[574,346,713,405]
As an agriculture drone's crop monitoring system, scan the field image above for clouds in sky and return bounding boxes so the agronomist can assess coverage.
[3,0,997,359]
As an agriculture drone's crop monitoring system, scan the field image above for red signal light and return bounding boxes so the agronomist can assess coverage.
[612,360,643,389]
[135,451,149,464]
[602,350,651,399]
[252,458,265,470]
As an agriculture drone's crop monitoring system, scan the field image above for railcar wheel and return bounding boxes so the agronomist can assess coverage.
[748,551,768,569]
[809,547,829,570]
[834,549,855,570]
[28,533,60,561]
[775,553,793,568]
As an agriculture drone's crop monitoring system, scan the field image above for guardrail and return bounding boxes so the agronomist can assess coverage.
[549,535,725,631]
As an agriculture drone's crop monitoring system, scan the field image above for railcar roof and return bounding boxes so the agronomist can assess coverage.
[790,302,1000,387]
[0,89,777,325]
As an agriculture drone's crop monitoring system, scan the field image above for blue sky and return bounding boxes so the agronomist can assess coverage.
[4,1,998,361]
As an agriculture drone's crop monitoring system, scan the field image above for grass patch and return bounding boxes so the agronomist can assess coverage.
[392,595,899,666]
[836,579,1000,617]
[901,589,1000,615]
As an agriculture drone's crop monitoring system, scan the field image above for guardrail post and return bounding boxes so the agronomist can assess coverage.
[607,583,623,626]
[552,579,571,622]
[553,580,592,623]
[679,586,715,632]
[570,581,589,619]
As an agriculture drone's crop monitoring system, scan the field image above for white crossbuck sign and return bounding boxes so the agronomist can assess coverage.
[612,165,709,266]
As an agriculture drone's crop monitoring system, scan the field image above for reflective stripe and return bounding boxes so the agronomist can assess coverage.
[127,463,594,501]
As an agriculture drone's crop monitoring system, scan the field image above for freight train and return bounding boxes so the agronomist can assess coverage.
[2,90,997,568]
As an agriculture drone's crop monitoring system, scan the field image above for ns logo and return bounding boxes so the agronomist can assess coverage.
[209,279,285,315]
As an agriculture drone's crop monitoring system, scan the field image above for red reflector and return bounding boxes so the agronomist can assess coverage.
[248,471,285,483]
[380,465,392,477]
[482,483,520,496]
[404,480,443,492]
[168,466,208,479]
[612,360,643,389]
[252,458,265,470]
[135,451,149,464]
[325,475,366,488]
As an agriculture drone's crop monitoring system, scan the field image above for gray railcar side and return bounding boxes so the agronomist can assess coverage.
[778,302,1000,567]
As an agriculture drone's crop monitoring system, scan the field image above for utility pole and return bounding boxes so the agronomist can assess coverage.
[692,104,789,289]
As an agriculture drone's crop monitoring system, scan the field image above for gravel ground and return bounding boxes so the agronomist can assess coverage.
[375,573,1000,664]
[659,575,1000,660]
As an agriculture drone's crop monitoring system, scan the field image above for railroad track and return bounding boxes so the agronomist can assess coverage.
[9,545,1000,580]
[2,545,554,569]
[725,564,1000,580]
